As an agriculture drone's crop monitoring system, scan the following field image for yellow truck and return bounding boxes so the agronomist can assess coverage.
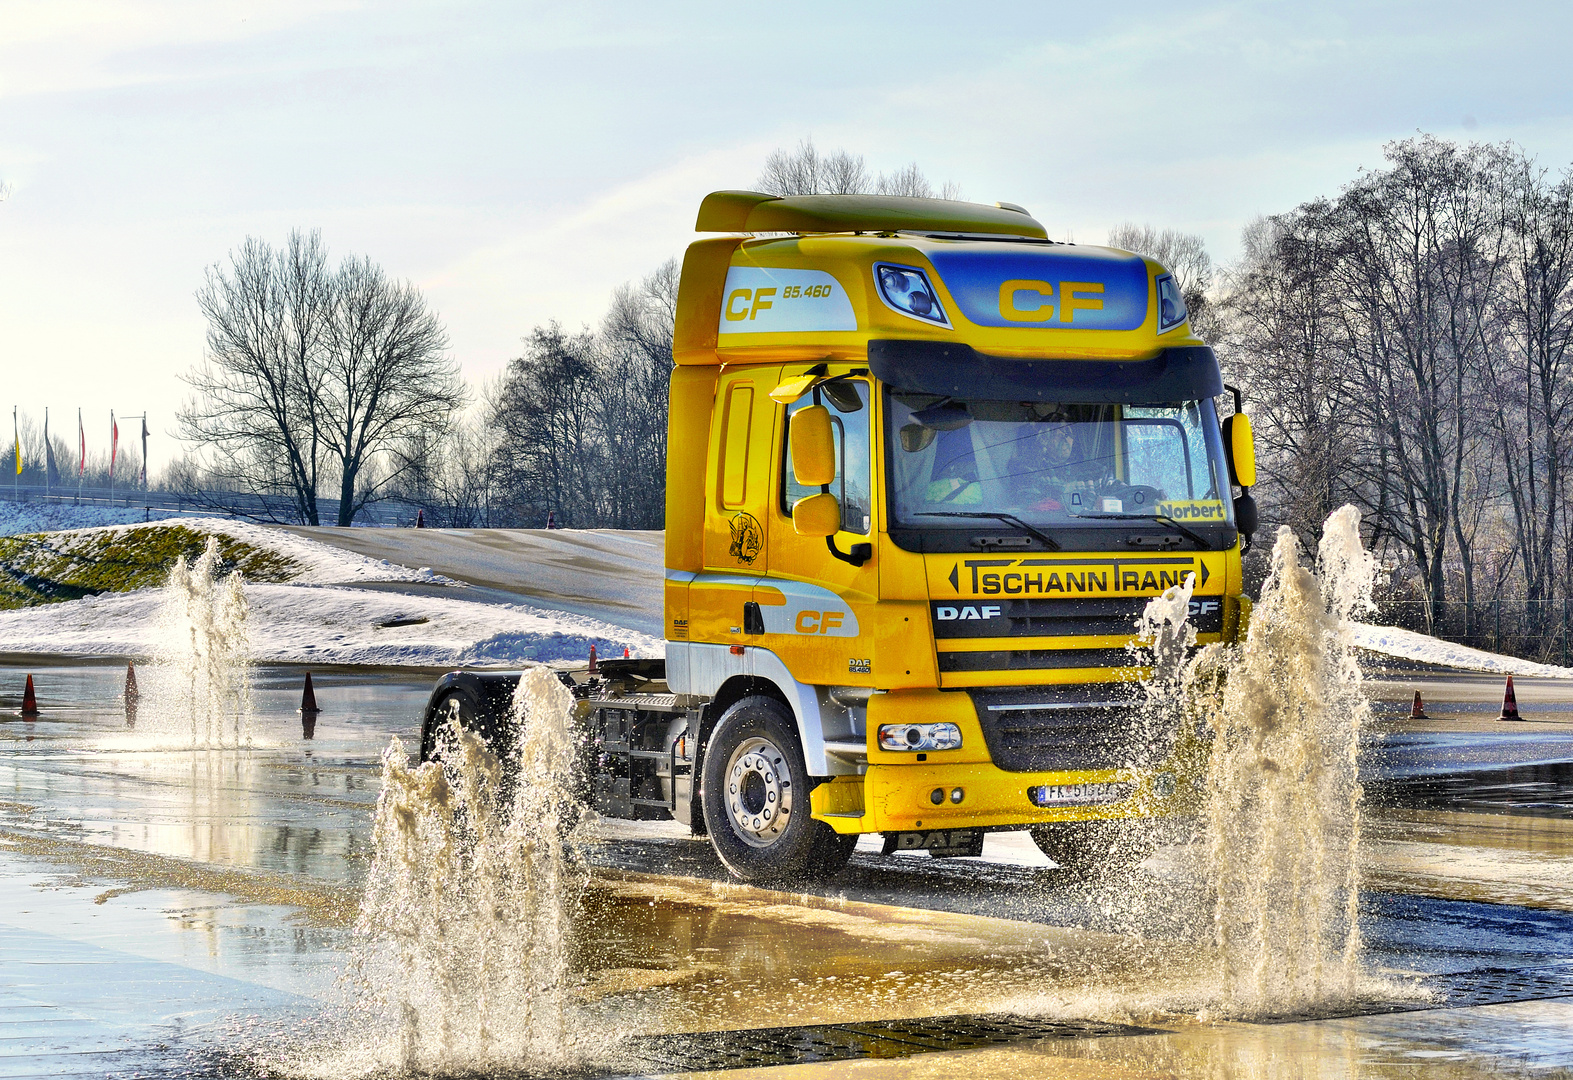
[423,191,1259,884]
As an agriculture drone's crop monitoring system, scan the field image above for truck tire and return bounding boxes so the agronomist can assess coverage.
[1029,820,1154,874]
[701,695,854,885]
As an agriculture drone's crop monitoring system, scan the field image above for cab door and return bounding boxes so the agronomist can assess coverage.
[756,365,879,687]
[692,367,779,646]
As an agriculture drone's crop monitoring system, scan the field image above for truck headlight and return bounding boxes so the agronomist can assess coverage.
[1156,273,1187,332]
[874,264,949,326]
[878,722,962,752]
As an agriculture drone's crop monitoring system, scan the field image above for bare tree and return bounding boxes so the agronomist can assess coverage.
[321,255,464,525]
[180,231,462,525]
[180,231,331,524]
[488,261,677,529]
[756,139,961,200]
[595,260,678,527]
[1108,222,1214,328]
[1216,213,1365,550]
[758,140,870,196]
[1218,134,1573,654]
[491,324,603,528]
[1488,153,1573,630]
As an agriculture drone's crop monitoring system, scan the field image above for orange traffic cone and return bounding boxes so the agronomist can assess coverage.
[299,673,320,740]
[587,644,598,675]
[124,662,140,726]
[1409,690,1428,719]
[20,675,38,719]
[1498,675,1522,721]
[299,673,320,715]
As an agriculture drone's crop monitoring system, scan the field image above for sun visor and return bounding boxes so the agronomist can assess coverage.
[867,340,1224,404]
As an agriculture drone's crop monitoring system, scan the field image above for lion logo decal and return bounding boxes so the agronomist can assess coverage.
[729,512,763,565]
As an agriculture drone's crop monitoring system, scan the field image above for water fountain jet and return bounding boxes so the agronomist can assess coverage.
[1195,505,1374,1017]
[343,665,593,1074]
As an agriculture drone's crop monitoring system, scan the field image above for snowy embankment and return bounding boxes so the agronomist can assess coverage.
[0,507,659,667]
[1350,623,1573,679]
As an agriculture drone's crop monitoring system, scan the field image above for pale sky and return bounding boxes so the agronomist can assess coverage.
[2,0,1571,473]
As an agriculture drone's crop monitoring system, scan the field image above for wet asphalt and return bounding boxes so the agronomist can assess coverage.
[0,659,1569,1078]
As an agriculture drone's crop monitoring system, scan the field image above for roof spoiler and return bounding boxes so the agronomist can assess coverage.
[695,191,1048,239]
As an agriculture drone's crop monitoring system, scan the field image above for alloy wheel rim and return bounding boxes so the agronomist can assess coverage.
[724,735,792,848]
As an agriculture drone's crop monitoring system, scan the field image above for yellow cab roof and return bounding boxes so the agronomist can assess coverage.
[675,192,1207,368]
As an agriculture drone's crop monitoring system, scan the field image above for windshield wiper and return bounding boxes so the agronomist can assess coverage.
[915,512,1061,551]
[1074,512,1212,549]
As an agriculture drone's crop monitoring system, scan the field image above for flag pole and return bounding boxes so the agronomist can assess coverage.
[77,407,83,504]
[43,407,49,498]
[12,406,17,501]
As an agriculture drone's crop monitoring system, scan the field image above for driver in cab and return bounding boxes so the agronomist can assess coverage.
[1007,411,1113,513]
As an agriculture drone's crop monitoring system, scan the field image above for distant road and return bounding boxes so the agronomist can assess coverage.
[280,527,664,637]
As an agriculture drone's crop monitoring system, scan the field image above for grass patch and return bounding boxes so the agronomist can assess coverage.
[0,523,302,610]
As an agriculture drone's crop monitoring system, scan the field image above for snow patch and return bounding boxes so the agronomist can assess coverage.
[0,582,658,669]
[1351,622,1573,678]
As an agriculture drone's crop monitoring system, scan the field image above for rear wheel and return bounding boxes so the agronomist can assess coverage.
[421,690,477,762]
[701,695,854,885]
[1029,820,1155,874]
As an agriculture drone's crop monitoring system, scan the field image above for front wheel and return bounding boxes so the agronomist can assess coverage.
[701,696,854,886]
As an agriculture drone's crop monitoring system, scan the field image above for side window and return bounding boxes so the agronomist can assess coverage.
[782,381,872,536]
[720,384,753,508]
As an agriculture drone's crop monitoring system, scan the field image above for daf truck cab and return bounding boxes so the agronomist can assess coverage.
[422,191,1259,884]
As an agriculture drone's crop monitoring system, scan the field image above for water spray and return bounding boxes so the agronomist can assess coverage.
[1195,505,1374,1016]
[141,537,252,747]
[343,665,591,1074]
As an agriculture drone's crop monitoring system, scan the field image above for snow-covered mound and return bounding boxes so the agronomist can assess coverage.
[159,518,460,586]
[1352,623,1573,678]
[3,514,458,588]
[0,583,659,668]
[0,502,180,536]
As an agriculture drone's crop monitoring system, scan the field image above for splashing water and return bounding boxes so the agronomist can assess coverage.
[1196,505,1375,1016]
[343,665,591,1073]
[138,537,252,747]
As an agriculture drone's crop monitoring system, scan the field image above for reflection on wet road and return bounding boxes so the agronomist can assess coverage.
[0,661,1570,1077]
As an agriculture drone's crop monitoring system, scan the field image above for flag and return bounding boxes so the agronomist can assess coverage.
[44,409,59,488]
[77,408,85,478]
[140,415,148,484]
[110,411,118,480]
[11,408,19,477]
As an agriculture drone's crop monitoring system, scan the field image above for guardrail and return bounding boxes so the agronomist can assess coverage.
[0,485,424,527]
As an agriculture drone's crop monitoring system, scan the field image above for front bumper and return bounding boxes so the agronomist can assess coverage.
[810,759,1202,835]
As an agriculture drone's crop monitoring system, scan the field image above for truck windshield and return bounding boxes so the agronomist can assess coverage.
[886,392,1234,539]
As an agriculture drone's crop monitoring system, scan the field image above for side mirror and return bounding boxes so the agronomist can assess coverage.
[792,492,841,537]
[790,405,837,486]
[1233,491,1259,538]
[1222,412,1257,488]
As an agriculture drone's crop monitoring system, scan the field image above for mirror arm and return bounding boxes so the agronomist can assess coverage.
[816,478,871,566]
[1224,383,1244,416]
[827,536,872,566]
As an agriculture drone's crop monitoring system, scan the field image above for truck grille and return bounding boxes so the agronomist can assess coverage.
[968,687,1170,773]
[933,596,1221,675]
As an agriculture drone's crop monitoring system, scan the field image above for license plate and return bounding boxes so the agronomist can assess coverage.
[1028,782,1134,808]
[881,828,984,858]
